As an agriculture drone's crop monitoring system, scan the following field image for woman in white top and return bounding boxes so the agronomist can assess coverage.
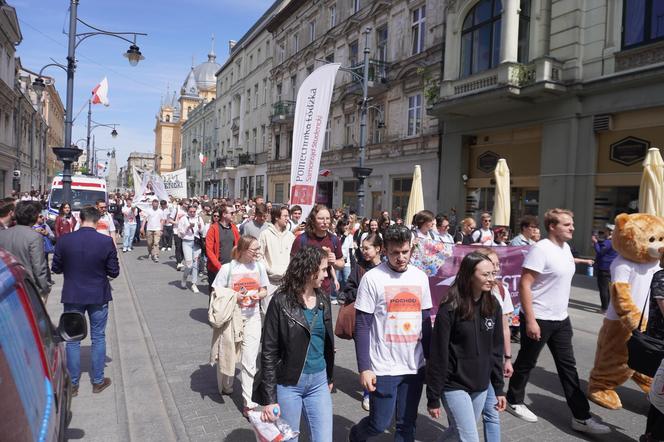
[212,235,268,417]
[177,204,205,293]
[359,219,381,244]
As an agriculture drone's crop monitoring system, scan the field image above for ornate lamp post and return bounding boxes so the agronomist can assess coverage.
[31,0,146,203]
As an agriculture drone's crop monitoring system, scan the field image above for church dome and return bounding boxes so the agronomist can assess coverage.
[193,51,220,92]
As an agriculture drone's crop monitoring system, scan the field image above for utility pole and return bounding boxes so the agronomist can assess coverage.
[352,27,373,218]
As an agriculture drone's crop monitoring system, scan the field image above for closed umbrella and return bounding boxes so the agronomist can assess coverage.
[639,147,664,216]
[405,165,425,227]
[493,158,511,226]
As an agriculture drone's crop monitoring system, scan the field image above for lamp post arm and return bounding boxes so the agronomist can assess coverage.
[37,63,67,77]
[74,17,147,49]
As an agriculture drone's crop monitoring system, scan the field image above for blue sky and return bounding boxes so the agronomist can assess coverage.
[12,0,276,169]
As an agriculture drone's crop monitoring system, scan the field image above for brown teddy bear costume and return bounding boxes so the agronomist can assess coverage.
[588,213,664,409]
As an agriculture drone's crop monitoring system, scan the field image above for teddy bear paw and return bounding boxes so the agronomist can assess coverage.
[588,389,623,410]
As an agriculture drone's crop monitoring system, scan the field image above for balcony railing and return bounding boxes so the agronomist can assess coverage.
[238,153,255,165]
[440,58,564,101]
[271,100,296,123]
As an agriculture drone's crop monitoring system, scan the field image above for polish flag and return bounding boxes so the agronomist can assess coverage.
[319,169,331,177]
[199,152,207,165]
[96,161,106,171]
[91,77,110,106]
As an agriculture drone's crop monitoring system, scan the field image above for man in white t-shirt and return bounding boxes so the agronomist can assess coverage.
[140,199,165,263]
[349,225,433,442]
[505,209,610,435]
[95,199,116,240]
[472,212,495,245]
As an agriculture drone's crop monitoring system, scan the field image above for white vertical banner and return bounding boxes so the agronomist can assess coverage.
[289,63,340,218]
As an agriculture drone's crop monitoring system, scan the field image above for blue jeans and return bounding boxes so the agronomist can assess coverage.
[182,239,201,284]
[337,266,351,290]
[439,389,488,442]
[123,223,136,250]
[64,303,109,385]
[277,370,332,442]
[349,369,424,442]
[482,385,500,442]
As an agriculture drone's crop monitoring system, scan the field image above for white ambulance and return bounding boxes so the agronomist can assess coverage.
[47,174,108,222]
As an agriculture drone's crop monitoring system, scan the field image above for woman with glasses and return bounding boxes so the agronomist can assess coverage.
[427,251,506,441]
[211,235,268,417]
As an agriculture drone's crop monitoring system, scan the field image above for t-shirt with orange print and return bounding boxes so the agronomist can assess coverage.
[215,260,269,317]
[354,262,432,376]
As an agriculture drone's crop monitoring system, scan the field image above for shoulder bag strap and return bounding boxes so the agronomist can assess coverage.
[637,290,651,330]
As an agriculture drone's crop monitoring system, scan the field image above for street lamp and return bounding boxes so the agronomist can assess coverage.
[316,27,374,217]
[87,112,119,170]
[31,0,146,204]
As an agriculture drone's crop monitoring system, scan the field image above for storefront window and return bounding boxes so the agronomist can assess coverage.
[274,183,285,204]
[343,180,358,211]
[316,182,333,207]
[255,175,264,198]
[392,177,413,220]
[594,186,639,230]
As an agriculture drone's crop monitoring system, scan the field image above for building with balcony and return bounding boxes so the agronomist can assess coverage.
[203,1,284,201]
[266,0,443,217]
[0,0,20,196]
[154,38,221,177]
[430,0,664,254]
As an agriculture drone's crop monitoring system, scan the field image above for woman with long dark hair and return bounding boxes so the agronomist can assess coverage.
[55,202,76,238]
[254,246,334,441]
[426,251,506,441]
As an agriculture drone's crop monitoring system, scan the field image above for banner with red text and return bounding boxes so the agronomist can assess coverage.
[410,239,530,322]
[290,63,340,219]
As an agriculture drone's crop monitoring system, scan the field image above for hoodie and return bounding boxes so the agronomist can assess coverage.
[426,294,504,408]
[259,223,295,283]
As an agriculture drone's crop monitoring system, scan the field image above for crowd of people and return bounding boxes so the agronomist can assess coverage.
[0,189,648,441]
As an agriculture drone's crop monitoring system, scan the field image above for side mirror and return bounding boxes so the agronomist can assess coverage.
[57,312,87,342]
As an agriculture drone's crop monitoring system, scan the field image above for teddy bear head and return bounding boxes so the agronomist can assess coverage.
[612,213,664,263]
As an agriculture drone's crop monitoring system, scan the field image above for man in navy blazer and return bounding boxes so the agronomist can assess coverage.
[52,206,119,396]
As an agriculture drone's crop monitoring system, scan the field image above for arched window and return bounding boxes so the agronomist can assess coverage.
[461,0,503,77]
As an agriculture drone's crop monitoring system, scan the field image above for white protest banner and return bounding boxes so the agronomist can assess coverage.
[289,63,340,218]
[161,168,188,199]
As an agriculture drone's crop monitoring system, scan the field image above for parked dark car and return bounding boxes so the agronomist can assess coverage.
[0,247,86,441]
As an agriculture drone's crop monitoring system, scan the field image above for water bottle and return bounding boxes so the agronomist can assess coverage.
[587,264,594,277]
[273,407,299,440]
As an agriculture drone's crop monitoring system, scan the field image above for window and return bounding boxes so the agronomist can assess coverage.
[330,4,337,28]
[287,130,293,158]
[263,79,268,104]
[249,176,255,198]
[274,182,285,203]
[249,54,254,69]
[352,0,361,14]
[261,125,266,150]
[623,0,664,48]
[344,113,355,145]
[257,48,262,63]
[371,104,384,143]
[246,89,251,113]
[276,83,282,102]
[254,84,259,109]
[293,33,299,54]
[407,94,422,136]
[343,180,358,209]
[278,43,285,62]
[411,5,426,55]
[392,177,413,219]
[309,20,316,42]
[252,128,257,151]
[290,75,297,101]
[324,119,332,151]
[460,0,502,77]
[518,0,531,62]
[349,40,359,66]
[376,25,388,62]
[274,134,281,159]
[255,175,265,198]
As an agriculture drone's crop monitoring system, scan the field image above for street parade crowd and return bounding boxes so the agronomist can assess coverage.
[3,190,664,441]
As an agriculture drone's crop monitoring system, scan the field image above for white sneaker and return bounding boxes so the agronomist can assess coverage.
[331,299,338,305]
[129,247,133,251]
[176,263,183,270]
[167,247,172,251]
[191,284,200,294]
[571,417,610,435]
[161,247,166,251]
[122,248,127,253]
[506,403,538,423]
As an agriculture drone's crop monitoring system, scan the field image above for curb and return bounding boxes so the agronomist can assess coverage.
[117,251,189,441]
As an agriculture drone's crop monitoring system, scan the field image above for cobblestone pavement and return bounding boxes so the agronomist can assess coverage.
[47,243,646,441]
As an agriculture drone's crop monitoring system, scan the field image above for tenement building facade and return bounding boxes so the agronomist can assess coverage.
[430,0,664,254]
[266,0,443,217]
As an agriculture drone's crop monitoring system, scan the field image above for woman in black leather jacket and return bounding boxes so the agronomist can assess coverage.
[253,246,335,441]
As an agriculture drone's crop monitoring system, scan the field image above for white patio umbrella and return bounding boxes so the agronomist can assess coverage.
[493,158,511,226]
[405,165,425,226]
[639,147,664,216]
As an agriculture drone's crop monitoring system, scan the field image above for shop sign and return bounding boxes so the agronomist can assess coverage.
[610,136,650,166]
[477,151,500,173]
